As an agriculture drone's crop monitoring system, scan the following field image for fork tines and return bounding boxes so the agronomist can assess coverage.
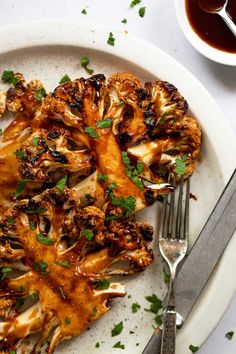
[159,175,190,240]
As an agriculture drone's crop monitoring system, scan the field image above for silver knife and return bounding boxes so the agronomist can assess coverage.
[142,168,236,354]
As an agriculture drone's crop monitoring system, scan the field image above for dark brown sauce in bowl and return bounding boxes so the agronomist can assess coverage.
[185,0,236,53]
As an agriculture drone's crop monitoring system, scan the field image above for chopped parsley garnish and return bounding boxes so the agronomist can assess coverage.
[81,8,87,14]
[107,32,115,46]
[117,100,125,106]
[154,315,162,326]
[18,285,25,292]
[64,317,71,325]
[121,152,144,190]
[32,137,40,146]
[113,341,125,349]
[14,149,26,160]
[163,269,170,284]
[15,297,24,310]
[7,217,15,225]
[26,207,46,215]
[189,345,199,352]
[15,180,27,197]
[80,56,94,75]
[36,87,47,101]
[121,18,127,24]
[34,260,48,275]
[130,0,141,8]
[159,112,169,125]
[10,350,16,354]
[36,149,44,156]
[156,195,164,203]
[55,176,68,192]
[0,129,3,136]
[59,287,66,299]
[1,70,18,86]
[93,307,98,316]
[1,267,12,280]
[174,154,188,175]
[107,182,117,192]
[104,214,122,221]
[84,126,100,138]
[145,294,162,314]
[82,229,94,241]
[110,194,136,214]
[139,7,146,17]
[85,193,93,200]
[36,233,54,245]
[29,289,37,299]
[95,342,100,348]
[99,279,110,290]
[97,173,108,183]
[111,321,124,337]
[225,331,234,340]
[96,118,113,129]
[132,303,141,313]
[59,74,71,84]
[55,260,71,268]
[30,221,36,230]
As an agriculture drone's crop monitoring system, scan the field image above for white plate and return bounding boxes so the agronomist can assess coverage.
[175,0,236,66]
[0,22,236,354]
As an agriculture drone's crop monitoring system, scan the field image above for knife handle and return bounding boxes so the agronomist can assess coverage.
[160,311,176,354]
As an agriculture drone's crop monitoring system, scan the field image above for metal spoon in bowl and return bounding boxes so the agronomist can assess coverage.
[199,0,236,37]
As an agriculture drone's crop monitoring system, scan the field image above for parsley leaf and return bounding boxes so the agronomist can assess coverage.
[96,118,113,129]
[132,303,141,313]
[163,269,170,284]
[1,70,18,86]
[97,173,108,183]
[121,152,144,190]
[80,56,94,75]
[0,129,3,136]
[81,9,87,15]
[110,194,136,214]
[1,267,12,280]
[26,207,46,215]
[10,351,16,354]
[30,221,36,230]
[107,182,117,192]
[99,279,110,290]
[107,32,115,46]
[113,341,125,349]
[18,285,25,292]
[64,317,71,325]
[36,233,54,245]
[154,315,163,326]
[34,260,48,275]
[14,149,26,160]
[55,260,71,268]
[15,180,27,197]
[174,154,188,175]
[36,87,47,101]
[225,331,234,340]
[104,214,123,221]
[82,229,94,241]
[121,18,127,24]
[111,321,124,336]
[117,100,125,107]
[145,294,162,314]
[59,74,71,84]
[7,217,15,225]
[130,0,141,8]
[55,176,67,192]
[95,342,100,348]
[84,126,100,138]
[139,7,146,17]
[189,345,199,352]
[32,137,40,146]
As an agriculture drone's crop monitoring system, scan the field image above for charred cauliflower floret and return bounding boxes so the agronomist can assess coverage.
[15,125,94,182]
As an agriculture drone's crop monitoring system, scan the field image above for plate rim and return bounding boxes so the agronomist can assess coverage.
[0,21,236,353]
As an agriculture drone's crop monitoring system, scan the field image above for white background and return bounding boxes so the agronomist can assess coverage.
[0,0,236,353]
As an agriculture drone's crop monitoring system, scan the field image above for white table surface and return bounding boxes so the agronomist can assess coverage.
[0,0,236,353]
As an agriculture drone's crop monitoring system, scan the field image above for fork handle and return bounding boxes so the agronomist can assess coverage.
[160,311,176,354]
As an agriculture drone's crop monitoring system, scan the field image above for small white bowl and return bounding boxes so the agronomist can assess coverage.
[175,0,236,66]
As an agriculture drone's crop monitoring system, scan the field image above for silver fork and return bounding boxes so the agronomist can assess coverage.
[159,175,190,354]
